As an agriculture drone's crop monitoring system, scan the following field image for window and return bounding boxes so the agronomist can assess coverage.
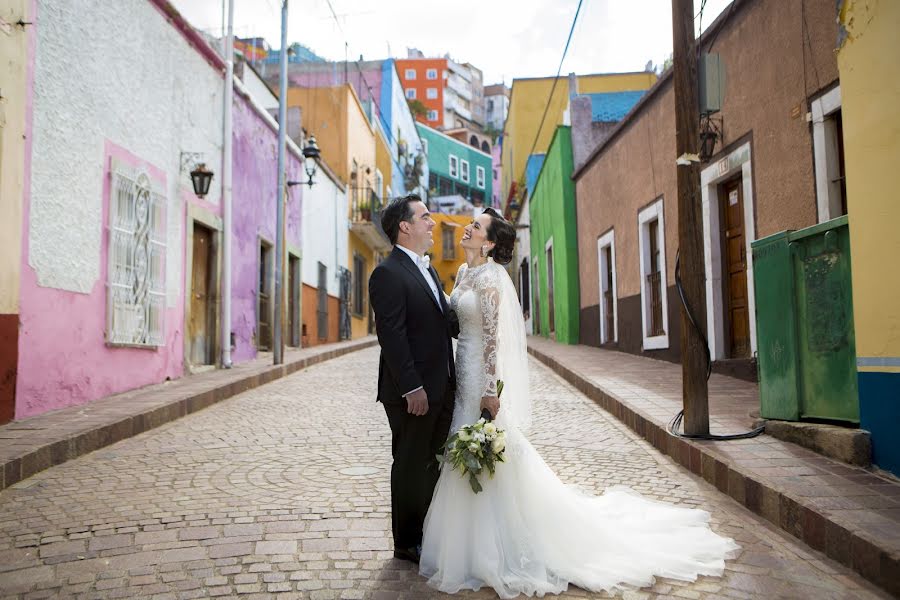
[406,88,416,100]
[476,166,485,189]
[258,240,273,350]
[460,160,469,183]
[519,257,530,318]
[449,155,458,178]
[427,109,439,121]
[442,226,456,260]
[405,68,416,80]
[811,86,847,221]
[107,163,167,347]
[638,198,669,349]
[426,68,437,80]
[597,230,617,344]
[426,87,438,100]
[374,169,384,203]
[352,252,366,316]
[487,99,494,112]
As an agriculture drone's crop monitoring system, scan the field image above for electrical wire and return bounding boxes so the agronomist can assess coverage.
[523,0,585,170]
[668,248,765,441]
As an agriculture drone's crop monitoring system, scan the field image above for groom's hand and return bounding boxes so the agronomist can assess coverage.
[406,389,429,416]
[480,396,500,420]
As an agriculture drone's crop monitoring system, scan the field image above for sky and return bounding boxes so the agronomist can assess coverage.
[169,0,732,85]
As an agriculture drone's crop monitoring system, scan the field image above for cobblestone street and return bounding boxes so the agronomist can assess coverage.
[0,348,890,599]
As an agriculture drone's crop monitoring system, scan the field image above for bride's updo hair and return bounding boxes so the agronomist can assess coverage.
[482,208,516,266]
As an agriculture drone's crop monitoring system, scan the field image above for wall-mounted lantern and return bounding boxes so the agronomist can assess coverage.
[300,135,321,187]
[190,163,214,197]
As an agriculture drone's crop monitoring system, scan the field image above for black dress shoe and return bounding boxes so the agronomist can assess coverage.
[393,545,421,564]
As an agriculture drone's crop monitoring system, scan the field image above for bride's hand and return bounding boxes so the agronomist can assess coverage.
[480,395,500,419]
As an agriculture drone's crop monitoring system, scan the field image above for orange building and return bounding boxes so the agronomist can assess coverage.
[395,58,447,128]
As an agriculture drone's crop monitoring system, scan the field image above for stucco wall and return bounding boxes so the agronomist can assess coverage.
[230,88,303,363]
[575,0,839,360]
[16,0,226,418]
[302,166,348,298]
[838,0,900,475]
[529,127,579,344]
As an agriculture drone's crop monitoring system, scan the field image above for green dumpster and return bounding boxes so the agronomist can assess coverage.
[752,215,859,423]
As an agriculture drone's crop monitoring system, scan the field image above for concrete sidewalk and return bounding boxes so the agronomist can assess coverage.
[0,337,377,493]
[527,336,899,597]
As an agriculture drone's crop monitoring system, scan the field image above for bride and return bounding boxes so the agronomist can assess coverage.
[419,208,738,598]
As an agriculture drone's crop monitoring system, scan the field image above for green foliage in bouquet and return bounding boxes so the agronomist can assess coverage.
[437,380,507,493]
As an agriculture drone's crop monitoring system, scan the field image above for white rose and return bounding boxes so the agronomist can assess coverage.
[458,430,471,442]
[473,431,486,443]
[468,442,480,453]
[484,423,497,436]
[492,437,506,454]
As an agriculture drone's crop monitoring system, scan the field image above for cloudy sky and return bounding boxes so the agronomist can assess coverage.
[170,0,732,85]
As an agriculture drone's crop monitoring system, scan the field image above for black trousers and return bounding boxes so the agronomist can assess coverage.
[382,392,454,550]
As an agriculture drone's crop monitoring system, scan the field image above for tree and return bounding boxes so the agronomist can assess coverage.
[407,99,428,119]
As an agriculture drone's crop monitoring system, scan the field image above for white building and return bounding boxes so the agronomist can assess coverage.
[484,84,510,132]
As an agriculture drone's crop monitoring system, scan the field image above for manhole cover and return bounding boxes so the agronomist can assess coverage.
[339,466,379,476]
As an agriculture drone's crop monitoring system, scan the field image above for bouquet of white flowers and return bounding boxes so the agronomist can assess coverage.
[437,381,507,493]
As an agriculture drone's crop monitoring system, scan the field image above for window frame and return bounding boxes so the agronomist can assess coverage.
[405,68,416,80]
[597,229,618,344]
[426,68,438,80]
[637,198,669,350]
[449,154,459,178]
[427,109,439,122]
[476,165,485,189]
[405,88,416,100]
[426,87,438,100]
[460,159,470,183]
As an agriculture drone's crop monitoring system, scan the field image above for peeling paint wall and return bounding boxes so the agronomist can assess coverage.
[16,0,224,418]
[230,91,304,362]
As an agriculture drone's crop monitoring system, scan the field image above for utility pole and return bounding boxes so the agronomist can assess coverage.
[671,0,709,434]
[274,0,288,365]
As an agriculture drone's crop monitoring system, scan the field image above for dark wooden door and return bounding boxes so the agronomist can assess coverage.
[721,178,750,358]
[546,247,555,334]
[603,245,614,342]
[288,255,300,347]
[190,224,213,365]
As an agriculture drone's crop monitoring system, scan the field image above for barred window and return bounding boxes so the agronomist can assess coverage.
[107,163,167,347]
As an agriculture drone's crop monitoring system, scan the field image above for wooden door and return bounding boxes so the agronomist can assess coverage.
[720,178,750,358]
[288,255,300,347]
[603,245,614,342]
[532,261,540,336]
[189,224,213,365]
[258,243,272,351]
[546,246,555,334]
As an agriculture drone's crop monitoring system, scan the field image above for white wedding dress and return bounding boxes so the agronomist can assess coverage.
[419,260,739,598]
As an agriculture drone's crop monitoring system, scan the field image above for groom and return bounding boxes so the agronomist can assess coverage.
[368,194,456,564]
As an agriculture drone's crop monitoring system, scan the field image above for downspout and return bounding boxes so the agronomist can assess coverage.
[221,0,234,368]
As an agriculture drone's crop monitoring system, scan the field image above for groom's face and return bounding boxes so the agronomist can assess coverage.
[402,201,435,254]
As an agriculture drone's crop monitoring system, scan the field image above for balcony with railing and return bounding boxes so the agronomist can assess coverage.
[349,186,391,252]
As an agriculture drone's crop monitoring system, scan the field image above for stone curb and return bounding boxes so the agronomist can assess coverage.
[0,339,378,493]
[528,344,900,598]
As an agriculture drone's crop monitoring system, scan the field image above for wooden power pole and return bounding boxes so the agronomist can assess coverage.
[671,0,709,435]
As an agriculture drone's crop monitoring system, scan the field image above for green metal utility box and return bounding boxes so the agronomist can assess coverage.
[752,215,859,423]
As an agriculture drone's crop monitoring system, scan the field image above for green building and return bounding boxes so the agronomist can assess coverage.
[530,126,579,344]
[417,123,492,207]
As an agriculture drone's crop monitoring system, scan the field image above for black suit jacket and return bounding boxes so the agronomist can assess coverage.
[368,246,456,406]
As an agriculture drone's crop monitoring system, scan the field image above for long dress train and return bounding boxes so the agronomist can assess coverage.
[419,260,738,598]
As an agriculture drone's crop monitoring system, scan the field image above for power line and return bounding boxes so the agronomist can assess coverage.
[523,0,585,179]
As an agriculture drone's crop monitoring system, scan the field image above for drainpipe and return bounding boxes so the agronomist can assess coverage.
[221,0,234,368]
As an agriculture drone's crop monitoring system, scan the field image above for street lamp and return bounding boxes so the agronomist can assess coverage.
[190,163,214,197]
[301,135,321,187]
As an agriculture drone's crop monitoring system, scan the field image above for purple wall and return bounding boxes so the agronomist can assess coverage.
[288,67,383,106]
[231,91,303,362]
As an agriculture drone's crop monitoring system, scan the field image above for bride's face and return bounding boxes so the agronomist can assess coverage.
[460,213,495,254]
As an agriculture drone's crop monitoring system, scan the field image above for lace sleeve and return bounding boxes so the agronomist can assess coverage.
[477,266,501,397]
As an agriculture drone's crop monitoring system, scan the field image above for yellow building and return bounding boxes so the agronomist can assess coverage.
[286,84,391,339]
[500,72,656,209]
[0,0,29,423]
[837,0,900,476]
[427,214,472,294]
